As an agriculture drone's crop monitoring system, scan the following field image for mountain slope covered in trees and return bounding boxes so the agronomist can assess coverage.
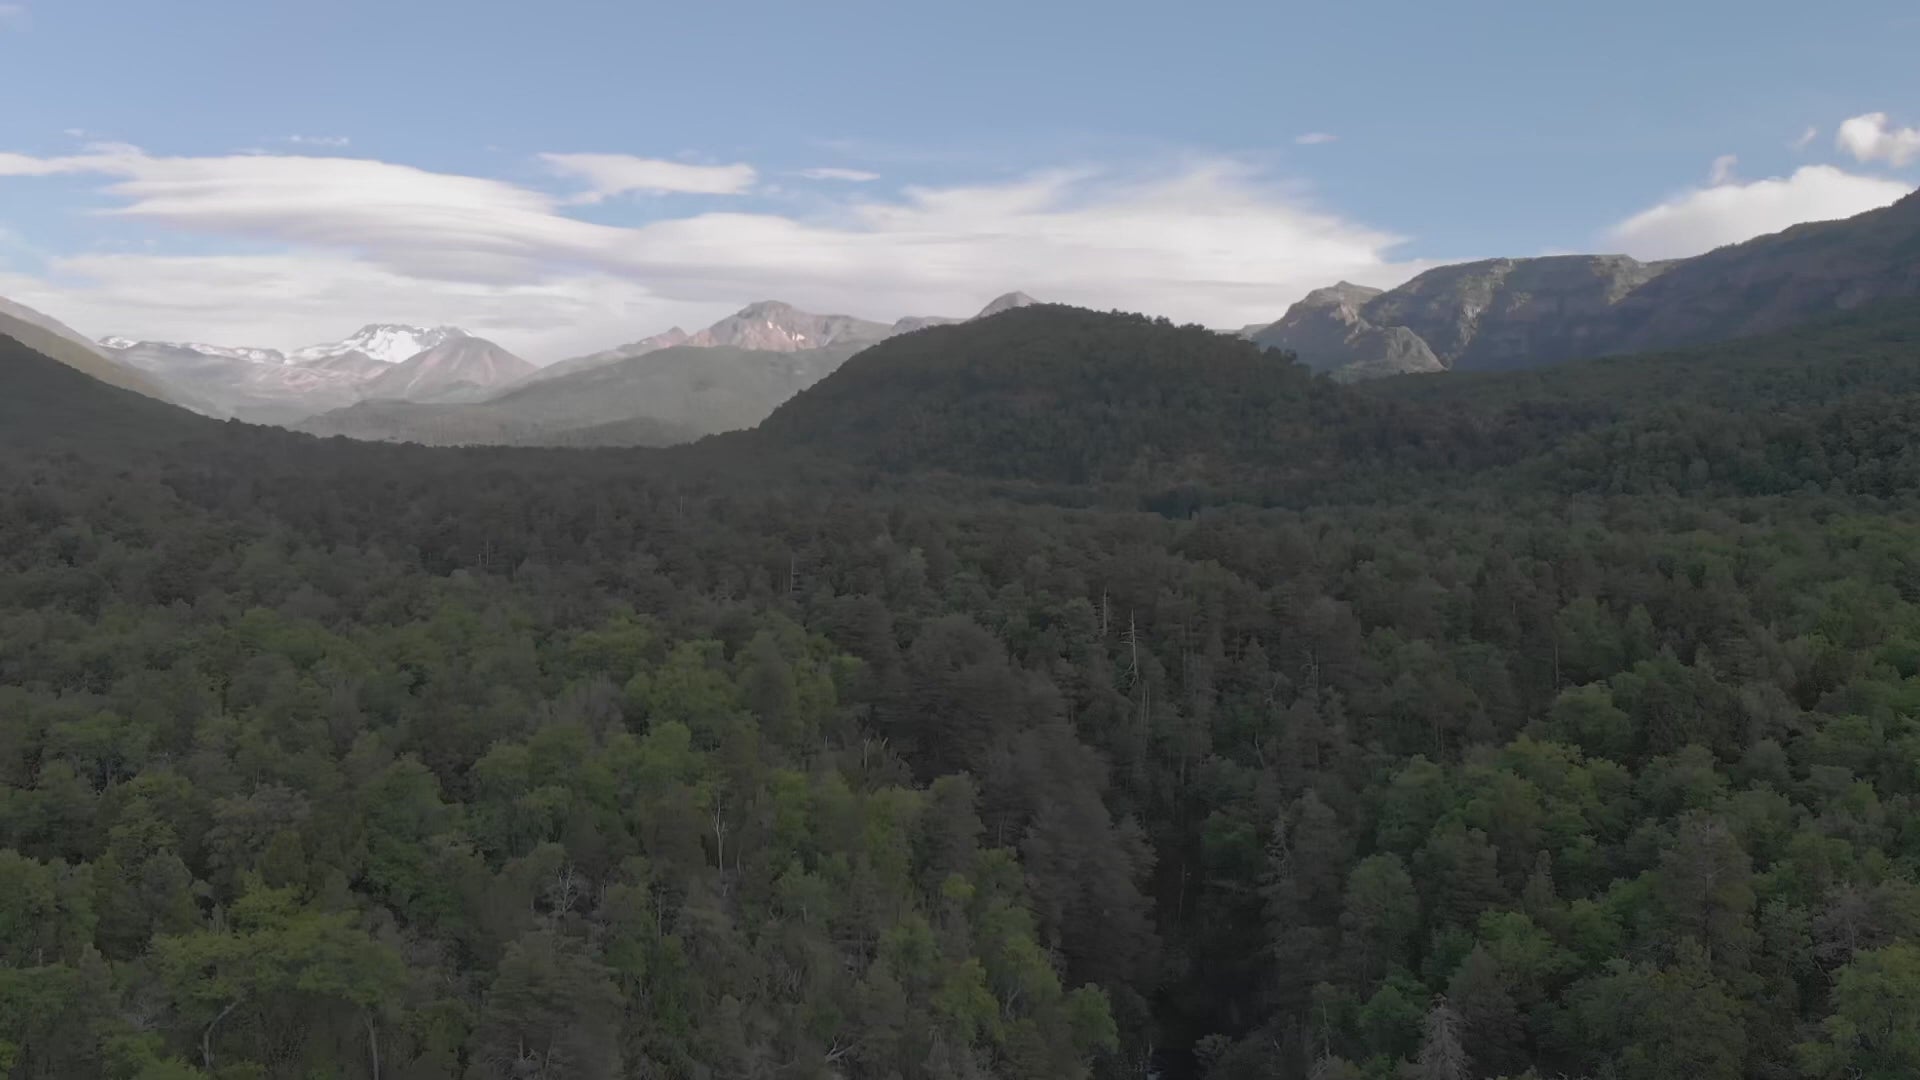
[6,303,1920,1080]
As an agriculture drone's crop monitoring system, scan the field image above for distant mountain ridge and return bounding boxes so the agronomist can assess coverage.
[1252,189,1920,379]
[21,293,1043,436]
[100,337,290,365]
[360,336,536,402]
[300,340,868,447]
[507,292,1039,398]
[685,301,892,353]
[291,324,468,365]
[102,338,365,421]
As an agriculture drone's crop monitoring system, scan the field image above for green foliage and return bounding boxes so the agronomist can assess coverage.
[11,302,1920,1078]
[1799,943,1920,1079]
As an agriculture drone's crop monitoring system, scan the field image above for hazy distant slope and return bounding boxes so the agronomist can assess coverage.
[515,328,693,388]
[493,341,863,434]
[0,296,175,402]
[360,336,536,401]
[514,295,1033,391]
[302,340,865,446]
[102,338,365,421]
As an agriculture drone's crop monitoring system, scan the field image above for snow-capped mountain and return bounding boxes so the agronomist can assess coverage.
[100,336,364,422]
[100,337,289,366]
[291,324,468,366]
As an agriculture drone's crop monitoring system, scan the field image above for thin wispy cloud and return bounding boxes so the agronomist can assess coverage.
[0,4,29,29]
[1708,154,1738,185]
[1294,133,1338,146]
[1791,126,1818,152]
[1837,112,1920,167]
[285,135,351,148]
[540,152,759,202]
[0,144,1430,356]
[798,167,880,182]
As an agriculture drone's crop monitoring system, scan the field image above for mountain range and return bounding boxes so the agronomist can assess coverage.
[296,292,1040,447]
[1249,188,1920,380]
[91,322,528,423]
[10,185,1920,438]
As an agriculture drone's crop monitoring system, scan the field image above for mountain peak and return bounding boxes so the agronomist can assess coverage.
[1299,282,1384,311]
[975,292,1038,318]
[687,302,890,353]
[735,301,798,319]
[359,335,534,402]
[292,325,470,366]
[352,322,467,336]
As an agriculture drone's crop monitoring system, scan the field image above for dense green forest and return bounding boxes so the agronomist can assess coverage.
[6,302,1920,1079]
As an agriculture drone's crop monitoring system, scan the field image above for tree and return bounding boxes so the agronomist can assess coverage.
[1799,942,1920,1079]
[1340,854,1419,984]
[1410,999,1469,1080]
[152,884,405,1076]
[471,930,624,1080]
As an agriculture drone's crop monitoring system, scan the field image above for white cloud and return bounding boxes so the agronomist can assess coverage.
[1294,133,1338,146]
[0,144,1429,358]
[798,167,880,182]
[1791,126,1818,151]
[1708,154,1738,185]
[1605,164,1911,260]
[539,152,758,201]
[0,4,27,28]
[1836,112,1920,167]
[285,135,350,148]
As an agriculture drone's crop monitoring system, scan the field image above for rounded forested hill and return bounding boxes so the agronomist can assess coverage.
[753,305,1377,484]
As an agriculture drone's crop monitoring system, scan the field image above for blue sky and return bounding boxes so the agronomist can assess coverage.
[1,0,1916,359]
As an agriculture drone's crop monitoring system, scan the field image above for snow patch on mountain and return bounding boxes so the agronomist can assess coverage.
[101,337,289,365]
[291,324,468,366]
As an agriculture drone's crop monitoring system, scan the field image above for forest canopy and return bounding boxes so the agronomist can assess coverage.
[5,301,1920,1079]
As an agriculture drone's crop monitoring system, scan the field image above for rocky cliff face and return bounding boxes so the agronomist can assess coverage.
[1250,283,1441,381]
[1362,255,1672,372]
[1252,189,1920,379]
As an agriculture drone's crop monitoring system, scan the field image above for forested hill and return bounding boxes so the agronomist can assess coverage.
[0,331,214,450]
[7,305,1920,1080]
[752,299,1920,504]
[752,306,1349,483]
